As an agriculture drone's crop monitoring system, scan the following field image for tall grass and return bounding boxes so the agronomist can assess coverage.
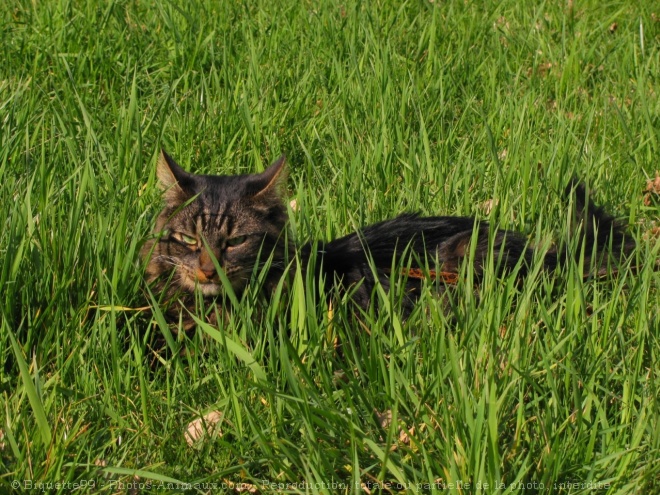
[1,0,658,493]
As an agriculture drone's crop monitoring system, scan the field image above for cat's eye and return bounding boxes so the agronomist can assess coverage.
[226,235,247,247]
[176,233,198,246]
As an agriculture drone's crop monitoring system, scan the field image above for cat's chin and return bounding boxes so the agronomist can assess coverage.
[197,283,221,296]
[179,276,222,297]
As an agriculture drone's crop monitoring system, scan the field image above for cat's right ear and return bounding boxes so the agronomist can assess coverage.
[157,150,192,205]
[248,154,288,199]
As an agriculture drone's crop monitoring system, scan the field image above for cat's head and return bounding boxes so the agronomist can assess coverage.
[142,150,290,298]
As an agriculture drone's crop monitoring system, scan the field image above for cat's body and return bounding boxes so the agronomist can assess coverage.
[141,151,635,329]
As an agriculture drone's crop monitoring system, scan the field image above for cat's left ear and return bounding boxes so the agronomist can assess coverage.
[248,154,288,199]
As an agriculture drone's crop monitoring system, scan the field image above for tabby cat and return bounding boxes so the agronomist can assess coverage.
[141,151,635,329]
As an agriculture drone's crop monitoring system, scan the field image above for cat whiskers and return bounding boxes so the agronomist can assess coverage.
[151,255,207,291]
[153,254,184,268]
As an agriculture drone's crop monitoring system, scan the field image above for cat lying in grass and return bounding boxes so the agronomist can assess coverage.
[141,151,635,331]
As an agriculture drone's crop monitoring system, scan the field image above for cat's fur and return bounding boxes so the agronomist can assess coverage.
[142,151,635,329]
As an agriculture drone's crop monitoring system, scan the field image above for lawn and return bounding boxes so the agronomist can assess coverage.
[1,0,659,493]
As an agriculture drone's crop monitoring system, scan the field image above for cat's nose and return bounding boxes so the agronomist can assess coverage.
[198,249,220,281]
[199,266,217,280]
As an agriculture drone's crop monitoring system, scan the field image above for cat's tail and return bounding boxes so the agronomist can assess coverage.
[545,179,635,275]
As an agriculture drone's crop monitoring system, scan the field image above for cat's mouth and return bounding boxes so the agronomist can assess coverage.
[193,270,223,296]
[173,261,251,297]
[179,267,249,297]
[175,268,222,296]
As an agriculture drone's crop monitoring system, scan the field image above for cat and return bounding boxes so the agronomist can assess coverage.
[141,150,635,330]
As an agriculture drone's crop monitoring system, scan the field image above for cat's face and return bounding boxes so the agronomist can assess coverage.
[142,151,290,297]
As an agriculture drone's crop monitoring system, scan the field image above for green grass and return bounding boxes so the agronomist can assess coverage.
[1,0,659,493]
